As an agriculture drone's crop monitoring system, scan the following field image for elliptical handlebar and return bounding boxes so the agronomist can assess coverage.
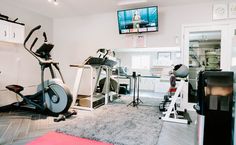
[23,25,42,62]
[30,37,38,51]
[24,25,55,62]
[24,25,41,48]
[43,32,48,42]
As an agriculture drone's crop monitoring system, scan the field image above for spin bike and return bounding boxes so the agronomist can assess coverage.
[5,25,73,115]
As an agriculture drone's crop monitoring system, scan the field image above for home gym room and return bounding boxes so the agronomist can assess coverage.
[0,0,235,145]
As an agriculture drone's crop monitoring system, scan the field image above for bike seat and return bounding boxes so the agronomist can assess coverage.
[6,85,24,93]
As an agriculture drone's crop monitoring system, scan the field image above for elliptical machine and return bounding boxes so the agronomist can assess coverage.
[4,25,73,115]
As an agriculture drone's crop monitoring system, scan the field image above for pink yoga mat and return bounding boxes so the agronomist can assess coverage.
[27,132,113,145]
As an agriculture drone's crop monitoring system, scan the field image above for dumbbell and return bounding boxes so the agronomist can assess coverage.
[54,110,77,122]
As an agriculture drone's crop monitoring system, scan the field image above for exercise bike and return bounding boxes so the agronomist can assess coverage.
[4,25,73,116]
[160,64,192,124]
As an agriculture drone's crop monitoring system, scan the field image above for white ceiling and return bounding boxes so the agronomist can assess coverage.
[2,0,212,18]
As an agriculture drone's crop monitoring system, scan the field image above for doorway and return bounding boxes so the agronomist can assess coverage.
[182,24,229,110]
[188,31,221,103]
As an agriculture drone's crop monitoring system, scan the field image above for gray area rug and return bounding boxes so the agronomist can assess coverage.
[57,97,163,145]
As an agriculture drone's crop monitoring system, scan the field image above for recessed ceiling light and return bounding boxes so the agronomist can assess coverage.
[48,0,52,2]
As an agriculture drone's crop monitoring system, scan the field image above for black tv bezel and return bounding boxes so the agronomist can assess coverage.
[117,6,158,34]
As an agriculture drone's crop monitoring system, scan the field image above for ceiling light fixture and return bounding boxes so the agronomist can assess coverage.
[54,0,59,6]
[48,0,58,5]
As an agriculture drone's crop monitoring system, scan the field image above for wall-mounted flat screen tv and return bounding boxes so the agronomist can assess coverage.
[117,6,158,34]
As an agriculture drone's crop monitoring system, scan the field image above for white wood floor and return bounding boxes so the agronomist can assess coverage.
[157,111,197,145]
[0,93,198,145]
[117,92,198,145]
[134,91,197,145]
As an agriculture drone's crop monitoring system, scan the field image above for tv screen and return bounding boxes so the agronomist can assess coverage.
[117,6,158,34]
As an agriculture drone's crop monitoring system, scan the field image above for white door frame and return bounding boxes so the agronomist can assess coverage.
[229,23,236,68]
[181,23,230,111]
[228,23,236,145]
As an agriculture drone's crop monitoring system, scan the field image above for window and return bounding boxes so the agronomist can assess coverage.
[131,55,150,69]
[156,52,181,66]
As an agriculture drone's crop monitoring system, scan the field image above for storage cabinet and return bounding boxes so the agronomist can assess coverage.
[0,20,25,44]
[9,23,25,44]
[0,20,10,41]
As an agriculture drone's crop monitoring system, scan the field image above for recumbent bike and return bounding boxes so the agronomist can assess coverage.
[5,25,73,116]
